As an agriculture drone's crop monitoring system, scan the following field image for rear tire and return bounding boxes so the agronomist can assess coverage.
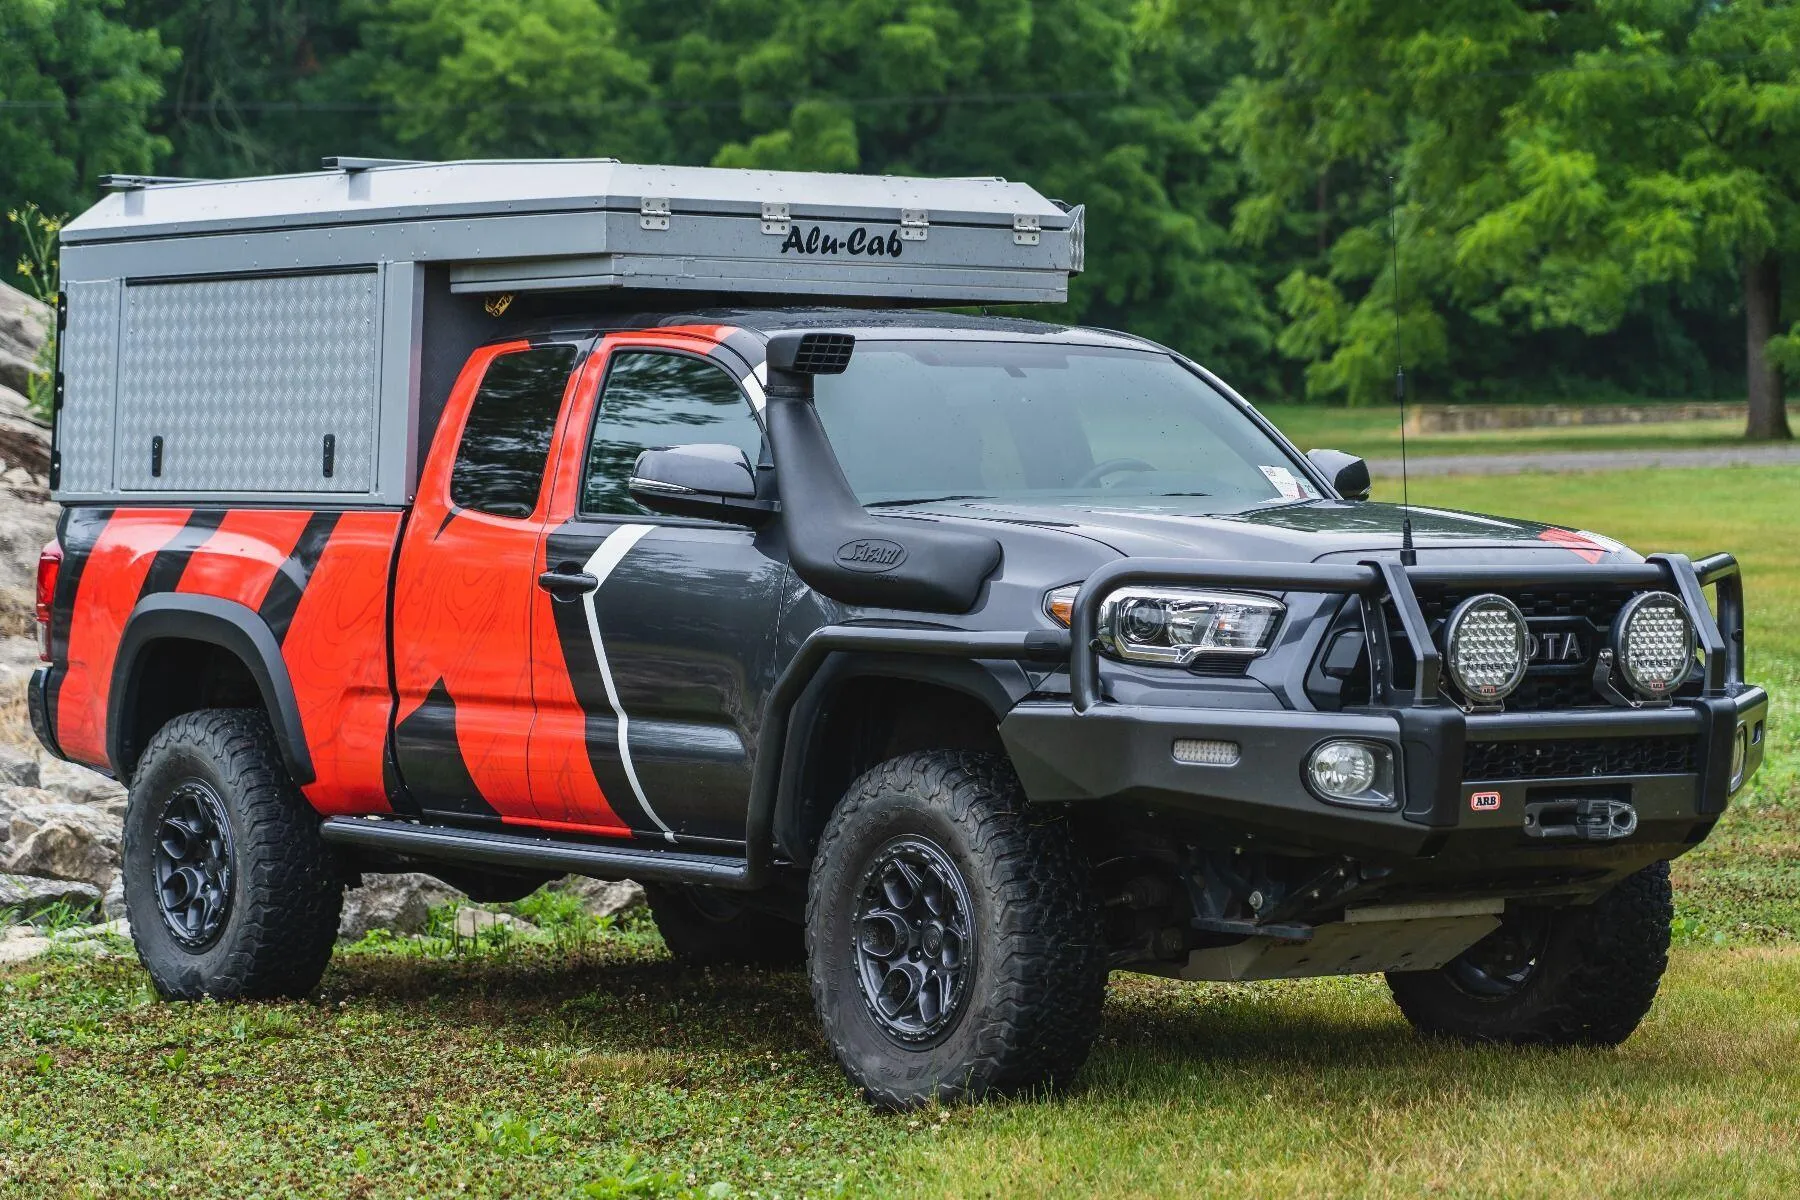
[807,750,1107,1109]
[1386,861,1672,1047]
[123,709,343,1000]
[644,883,805,966]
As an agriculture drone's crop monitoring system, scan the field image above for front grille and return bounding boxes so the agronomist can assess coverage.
[1462,736,1697,781]
[1388,585,1641,711]
[1414,587,1636,626]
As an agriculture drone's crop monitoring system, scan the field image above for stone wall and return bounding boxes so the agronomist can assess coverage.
[1405,401,1746,435]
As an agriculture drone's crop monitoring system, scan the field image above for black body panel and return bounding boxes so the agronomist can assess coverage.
[538,518,789,843]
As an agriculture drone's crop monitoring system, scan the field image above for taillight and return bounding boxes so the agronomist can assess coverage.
[36,540,62,663]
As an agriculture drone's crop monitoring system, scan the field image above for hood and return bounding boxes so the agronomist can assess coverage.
[890,498,1642,566]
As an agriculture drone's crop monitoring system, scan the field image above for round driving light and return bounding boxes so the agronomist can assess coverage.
[1613,591,1695,699]
[1443,593,1529,703]
[1305,739,1397,809]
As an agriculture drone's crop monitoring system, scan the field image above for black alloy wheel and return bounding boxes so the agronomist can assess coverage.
[1446,911,1551,999]
[153,779,236,948]
[852,835,974,1045]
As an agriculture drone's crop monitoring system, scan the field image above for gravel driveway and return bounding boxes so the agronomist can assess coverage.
[1367,444,1800,476]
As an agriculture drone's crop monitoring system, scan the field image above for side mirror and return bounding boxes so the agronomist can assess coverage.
[1307,449,1371,502]
[628,444,775,524]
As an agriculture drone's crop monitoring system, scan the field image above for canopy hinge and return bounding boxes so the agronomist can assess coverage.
[761,202,790,236]
[1013,213,1041,246]
[900,209,929,242]
[640,197,671,231]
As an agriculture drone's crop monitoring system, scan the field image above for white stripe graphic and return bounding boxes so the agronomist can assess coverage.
[579,524,674,842]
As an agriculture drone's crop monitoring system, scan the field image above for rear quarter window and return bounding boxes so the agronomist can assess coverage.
[449,344,579,518]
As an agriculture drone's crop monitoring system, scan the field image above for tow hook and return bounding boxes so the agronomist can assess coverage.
[1522,797,1639,841]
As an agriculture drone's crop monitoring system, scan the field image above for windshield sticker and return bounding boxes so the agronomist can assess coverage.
[1258,464,1306,500]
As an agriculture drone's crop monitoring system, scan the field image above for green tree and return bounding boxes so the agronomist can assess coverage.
[346,0,663,161]
[0,0,175,286]
[119,0,369,179]
[1456,1,1799,439]
[1188,0,1789,433]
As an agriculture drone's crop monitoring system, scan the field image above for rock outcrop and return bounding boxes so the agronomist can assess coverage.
[0,293,128,942]
[0,280,50,410]
[339,872,466,940]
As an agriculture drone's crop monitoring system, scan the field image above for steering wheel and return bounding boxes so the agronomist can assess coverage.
[1073,457,1157,489]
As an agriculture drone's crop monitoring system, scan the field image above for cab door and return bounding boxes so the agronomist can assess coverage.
[527,334,787,846]
[390,337,626,830]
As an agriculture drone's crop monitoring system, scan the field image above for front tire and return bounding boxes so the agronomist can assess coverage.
[123,709,343,1000]
[1386,861,1673,1047]
[807,750,1107,1109]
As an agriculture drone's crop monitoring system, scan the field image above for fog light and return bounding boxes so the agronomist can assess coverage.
[1306,740,1397,810]
[1730,723,1749,792]
[1173,738,1240,766]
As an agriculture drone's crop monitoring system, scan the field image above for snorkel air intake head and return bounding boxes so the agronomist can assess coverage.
[762,331,857,402]
[757,328,1001,613]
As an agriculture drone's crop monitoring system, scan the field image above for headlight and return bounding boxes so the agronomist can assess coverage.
[1612,591,1695,699]
[1305,739,1397,809]
[1444,593,1529,703]
[1089,587,1284,666]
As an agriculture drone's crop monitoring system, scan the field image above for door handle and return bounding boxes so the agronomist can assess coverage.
[537,568,599,600]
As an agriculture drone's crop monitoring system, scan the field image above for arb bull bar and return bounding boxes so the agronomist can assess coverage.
[990,550,1765,857]
[1066,551,1748,712]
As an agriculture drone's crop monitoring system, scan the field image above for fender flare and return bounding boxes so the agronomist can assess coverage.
[108,594,316,786]
[768,651,1032,863]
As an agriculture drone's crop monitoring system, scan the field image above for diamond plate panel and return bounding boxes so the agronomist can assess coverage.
[115,272,379,492]
[58,280,120,494]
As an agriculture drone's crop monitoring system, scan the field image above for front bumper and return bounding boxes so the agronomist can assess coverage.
[1000,686,1768,860]
[1002,549,1767,867]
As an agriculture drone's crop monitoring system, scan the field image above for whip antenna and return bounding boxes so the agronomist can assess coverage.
[1389,174,1416,567]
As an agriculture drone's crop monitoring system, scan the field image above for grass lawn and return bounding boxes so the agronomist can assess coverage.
[1259,403,1750,461]
[4,464,1797,1198]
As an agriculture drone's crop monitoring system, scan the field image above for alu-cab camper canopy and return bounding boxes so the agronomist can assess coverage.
[53,158,1084,506]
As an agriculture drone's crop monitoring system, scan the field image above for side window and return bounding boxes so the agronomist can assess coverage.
[583,350,764,515]
[449,344,579,519]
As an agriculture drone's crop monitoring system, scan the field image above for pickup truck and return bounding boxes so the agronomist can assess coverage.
[31,164,1768,1110]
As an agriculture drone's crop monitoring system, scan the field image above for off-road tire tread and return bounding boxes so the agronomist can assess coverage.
[1387,861,1672,1047]
[807,749,1107,1109]
[124,709,342,1000]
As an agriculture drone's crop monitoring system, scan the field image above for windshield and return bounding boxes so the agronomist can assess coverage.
[810,340,1317,511]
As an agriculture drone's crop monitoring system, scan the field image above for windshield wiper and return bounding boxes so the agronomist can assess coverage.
[864,494,995,508]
